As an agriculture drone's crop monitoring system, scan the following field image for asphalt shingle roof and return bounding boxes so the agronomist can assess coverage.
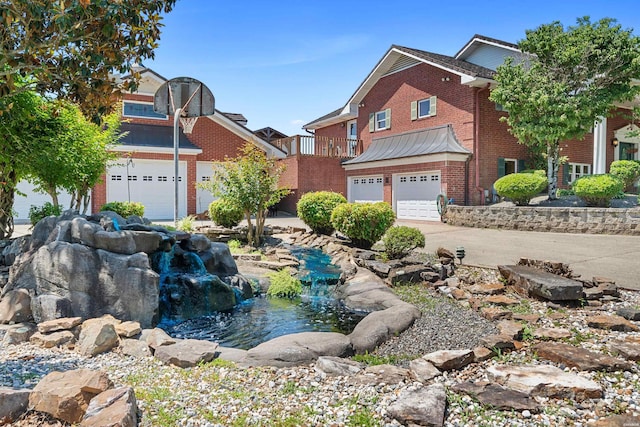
[119,123,200,150]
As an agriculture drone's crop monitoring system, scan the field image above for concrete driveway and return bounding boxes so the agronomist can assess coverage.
[11,215,640,291]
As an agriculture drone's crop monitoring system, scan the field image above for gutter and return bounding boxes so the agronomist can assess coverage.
[474,83,491,205]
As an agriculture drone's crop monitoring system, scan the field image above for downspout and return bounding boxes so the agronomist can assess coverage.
[474,83,491,205]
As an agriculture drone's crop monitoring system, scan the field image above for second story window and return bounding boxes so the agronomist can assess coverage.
[123,101,167,120]
[411,96,437,120]
[369,108,391,132]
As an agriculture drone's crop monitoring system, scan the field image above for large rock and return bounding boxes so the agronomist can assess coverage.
[119,338,152,358]
[115,321,141,338]
[315,356,363,377]
[388,264,436,284]
[533,342,632,371]
[409,358,441,383]
[30,330,75,348]
[140,328,176,350]
[38,316,83,333]
[80,386,137,427]
[9,241,159,327]
[0,289,32,323]
[243,332,352,367]
[349,302,420,354]
[487,364,603,401]
[609,340,640,362]
[160,273,237,320]
[498,265,583,301]
[337,267,400,311]
[423,349,474,371]
[30,294,74,324]
[387,383,447,427]
[586,314,639,332]
[154,339,220,368]
[2,323,36,345]
[452,381,540,412]
[1,235,30,266]
[355,364,410,386]
[29,368,113,424]
[0,387,30,424]
[199,242,239,276]
[77,318,120,357]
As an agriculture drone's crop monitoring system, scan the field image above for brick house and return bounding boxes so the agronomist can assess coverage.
[296,35,634,221]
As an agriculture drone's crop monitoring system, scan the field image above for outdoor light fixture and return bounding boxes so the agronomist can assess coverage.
[612,137,619,147]
[358,102,365,108]
[455,246,466,265]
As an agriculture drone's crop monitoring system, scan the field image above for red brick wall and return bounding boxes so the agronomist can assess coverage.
[315,123,348,139]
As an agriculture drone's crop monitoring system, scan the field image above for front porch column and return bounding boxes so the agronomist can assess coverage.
[593,117,607,174]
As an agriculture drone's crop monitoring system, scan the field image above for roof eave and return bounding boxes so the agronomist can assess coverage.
[304,110,356,130]
[461,76,496,88]
[455,35,521,60]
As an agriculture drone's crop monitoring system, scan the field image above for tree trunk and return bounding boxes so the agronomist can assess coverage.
[255,209,265,247]
[245,212,255,247]
[81,192,90,214]
[0,167,17,239]
[46,185,59,207]
[547,141,560,200]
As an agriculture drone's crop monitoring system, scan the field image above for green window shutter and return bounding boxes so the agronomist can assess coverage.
[410,101,417,120]
[429,96,437,116]
[562,163,571,185]
[517,159,526,172]
[368,113,374,132]
[497,157,506,178]
[385,108,391,129]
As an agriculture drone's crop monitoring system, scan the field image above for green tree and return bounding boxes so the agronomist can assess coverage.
[490,17,640,199]
[200,143,290,247]
[1,0,176,121]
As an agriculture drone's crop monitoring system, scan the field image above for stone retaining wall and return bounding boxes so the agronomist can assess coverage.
[444,206,640,235]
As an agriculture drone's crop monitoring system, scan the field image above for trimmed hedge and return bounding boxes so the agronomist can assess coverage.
[208,198,244,228]
[609,160,640,191]
[573,174,624,207]
[494,172,547,206]
[100,201,145,218]
[383,226,425,259]
[330,202,395,249]
[297,191,347,235]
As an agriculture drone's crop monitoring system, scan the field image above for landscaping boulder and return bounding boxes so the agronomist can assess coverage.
[119,339,152,358]
[423,349,474,371]
[141,328,176,350]
[387,383,446,427]
[38,316,83,333]
[355,364,410,386]
[349,302,420,354]
[30,330,75,348]
[0,289,32,323]
[77,318,120,357]
[80,386,137,427]
[452,382,540,412]
[2,323,36,345]
[498,265,583,301]
[0,387,30,424]
[533,342,632,371]
[154,339,220,368]
[315,356,363,377]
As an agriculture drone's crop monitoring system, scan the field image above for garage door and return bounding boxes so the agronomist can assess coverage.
[106,159,187,220]
[196,161,218,214]
[349,176,383,203]
[13,181,78,223]
[394,172,441,221]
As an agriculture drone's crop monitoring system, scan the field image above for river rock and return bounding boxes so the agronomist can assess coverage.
[315,356,363,377]
[80,386,137,427]
[387,383,446,427]
[154,339,220,368]
[38,316,83,333]
[29,368,113,424]
[337,267,399,311]
[452,381,540,412]
[0,289,31,324]
[349,302,420,354]
[77,318,119,357]
[0,387,30,424]
[243,332,352,367]
[586,314,639,332]
[409,358,442,382]
[533,342,632,371]
[423,349,474,371]
[498,265,583,301]
[487,364,603,401]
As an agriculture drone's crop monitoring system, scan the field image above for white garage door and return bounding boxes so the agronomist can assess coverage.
[196,161,218,214]
[106,159,187,220]
[395,172,441,221]
[349,176,383,203]
[13,181,79,223]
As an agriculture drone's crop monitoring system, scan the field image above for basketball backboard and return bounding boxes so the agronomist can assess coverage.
[153,77,215,117]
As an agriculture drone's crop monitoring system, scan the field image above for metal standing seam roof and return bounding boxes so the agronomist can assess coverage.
[119,123,201,150]
[342,124,471,165]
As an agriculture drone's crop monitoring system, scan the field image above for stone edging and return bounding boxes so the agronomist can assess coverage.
[444,205,640,235]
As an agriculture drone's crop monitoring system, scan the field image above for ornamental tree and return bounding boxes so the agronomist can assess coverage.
[201,143,290,247]
[490,17,640,199]
[1,0,176,121]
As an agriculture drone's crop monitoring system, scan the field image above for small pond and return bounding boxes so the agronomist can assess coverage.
[158,246,365,349]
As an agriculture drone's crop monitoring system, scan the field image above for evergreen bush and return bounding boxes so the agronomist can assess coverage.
[297,191,347,235]
[609,160,640,191]
[266,269,302,298]
[28,202,62,226]
[573,174,623,207]
[208,199,243,228]
[383,226,425,259]
[100,201,144,218]
[494,172,547,205]
[330,202,395,249]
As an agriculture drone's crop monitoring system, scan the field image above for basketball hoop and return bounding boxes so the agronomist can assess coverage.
[180,116,198,134]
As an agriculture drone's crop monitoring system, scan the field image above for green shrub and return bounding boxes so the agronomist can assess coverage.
[208,198,243,228]
[609,160,640,191]
[176,215,196,232]
[297,191,347,235]
[100,201,145,218]
[28,202,62,226]
[572,174,624,207]
[520,169,546,177]
[383,226,425,259]
[266,269,302,298]
[494,172,547,205]
[557,188,575,197]
[330,202,395,249]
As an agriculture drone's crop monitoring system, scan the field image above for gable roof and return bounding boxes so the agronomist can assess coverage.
[455,34,520,60]
[253,126,288,142]
[343,124,470,165]
[113,123,202,154]
[304,42,499,130]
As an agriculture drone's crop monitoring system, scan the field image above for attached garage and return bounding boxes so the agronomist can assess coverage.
[196,161,217,214]
[348,175,383,203]
[106,159,187,220]
[394,172,441,221]
[13,181,78,222]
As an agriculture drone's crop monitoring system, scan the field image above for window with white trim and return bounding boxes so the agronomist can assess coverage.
[122,101,167,120]
[375,110,389,130]
[411,96,437,120]
[569,163,591,184]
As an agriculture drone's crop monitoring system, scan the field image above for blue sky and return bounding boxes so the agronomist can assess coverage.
[147,0,640,137]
